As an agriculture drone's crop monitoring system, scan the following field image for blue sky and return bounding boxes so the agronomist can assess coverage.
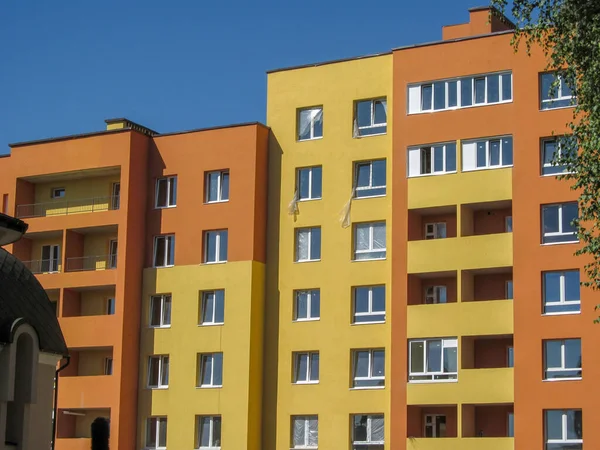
[0,0,494,153]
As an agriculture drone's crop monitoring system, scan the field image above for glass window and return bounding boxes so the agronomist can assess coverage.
[196,416,221,449]
[106,297,116,315]
[297,166,322,201]
[355,98,387,136]
[353,286,385,323]
[542,137,576,175]
[409,338,458,382]
[487,74,500,103]
[295,227,321,262]
[543,270,581,314]
[541,72,576,110]
[155,176,177,208]
[198,353,223,387]
[150,294,172,327]
[425,222,447,239]
[448,81,458,107]
[293,352,319,383]
[542,203,578,244]
[51,187,66,199]
[354,222,386,260]
[506,216,513,232]
[148,355,169,388]
[424,286,447,304]
[424,415,447,438]
[545,410,582,449]
[508,413,514,437]
[470,136,513,169]
[461,77,473,107]
[507,347,514,368]
[544,339,582,380]
[352,414,384,449]
[200,290,225,325]
[474,77,486,104]
[153,235,175,268]
[206,170,230,203]
[506,281,514,300]
[205,230,228,263]
[294,289,320,321]
[416,143,456,175]
[291,416,318,449]
[298,107,323,141]
[352,349,385,388]
[146,417,167,449]
[421,85,433,111]
[501,73,513,101]
[355,160,386,198]
[434,82,446,110]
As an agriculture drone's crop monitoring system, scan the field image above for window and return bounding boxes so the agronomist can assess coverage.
[353,286,385,323]
[407,143,457,177]
[293,352,319,384]
[354,222,386,260]
[354,160,386,198]
[355,98,387,136]
[352,414,384,449]
[291,416,318,449]
[408,72,512,114]
[543,270,581,314]
[51,188,65,199]
[425,223,447,239]
[542,203,578,244]
[545,410,582,450]
[198,353,223,388]
[205,230,228,263]
[505,216,513,232]
[409,338,458,382]
[462,137,513,171]
[150,294,172,327]
[205,170,229,203]
[200,290,225,325]
[295,227,321,262]
[542,137,576,175]
[425,286,447,304]
[352,349,385,388]
[544,339,582,380]
[294,289,320,321]
[508,413,514,438]
[297,166,322,201]
[146,417,167,450]
[111,182,120,210]
[506,280,514,300]
[298,107,323,141]
[148,355,169,389]
[41,244,60,273]
[424,415,446,438]
[104,357,113,375]
[196,416,221,449]
[106,297,116,315]
[153,235,175,267]
[541,72,576,110]
[507,346,514,368]
[108,239,118,269]
[155,176,177,208]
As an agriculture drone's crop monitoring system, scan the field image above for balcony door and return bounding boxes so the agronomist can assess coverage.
[111,182,121,210]
[108,240,118,269]
[41,245,60,273]
[424,414,447,438]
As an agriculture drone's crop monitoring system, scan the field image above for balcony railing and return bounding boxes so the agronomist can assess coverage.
[22,259,61,274]
[66,255,117,272]
[16,195,120,219]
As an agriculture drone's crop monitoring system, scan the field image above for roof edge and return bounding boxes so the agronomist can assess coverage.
[393,29,514,52]
[267,51,392,74]
[155,121,269,138]
[9,128,135,149]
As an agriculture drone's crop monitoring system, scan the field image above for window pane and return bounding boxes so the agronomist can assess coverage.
[156,179,168,206]
[433,146,444,172]
[167,236,175,265]
[219,231,228,261]
[434,82,446,110]
[502,73,513,101]
[355,287,370,313]
[168,178,177,206]
[447,81,458,107]
[296,291,308,319]
[310,353,319,380]
[148,358,159,386]
[154,237,165,266]
[202,356,213,385]
[372,223,386,249]
[372,286,385,313]
[207,232,217,262]
[477,142,487,167]
[299,169,310,199]
[562,203,578,233]
[158,419,167,447]
[561,75,574,98]
[564,339,581,369]
[374,100,387,124]
[296,354,308,381]
[215,290,225,323]
[200,417,210,446]
[566,410,583,440]
[146,419,157,446]
[543,205,560,234]
[443,346,457,372]
[502,137,513,166]
[475,77,486,104]
[427,340,442,372]
[461,77,473,106]
[445,143,456,172]
[541,73,556,101]
[299,110,312,140]
[163,296,171,325]
[161,357,169,385]
[202,293,214,323]
[208,172,219,202]
[312,167,322,198]
[221,172,230,200]
[490,140,501,166]
[357,101,372,128]
[544,272,562,303]
[410,341,424,373]
[545,341,562,368]
[150,298,161,326]
[213,353,223,385]
[355,351,369,377]
[353,416,368,442]
[297,230,309,261]
[420,147,432,174]
[545,410,563,440]
[356,163,370,188]
[373,350,385,377]
[372,160,386,187]
[310,228,321,260]
[564,271,581,301]
[310,290,320,318]
[487,74,500,103]
[422,85,433,110]
[313,110,323,138]
[543,140,558,167]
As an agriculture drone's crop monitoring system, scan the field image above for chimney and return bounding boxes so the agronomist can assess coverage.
[104,118,159,136]
[442,6,515,41]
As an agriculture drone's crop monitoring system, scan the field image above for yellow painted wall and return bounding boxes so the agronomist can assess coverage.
[83,233,118,270]
[138,261,265,450]
[266,54,392,449]
[78,349,113,376]
[80,289,115,316]
[74,409,111,438]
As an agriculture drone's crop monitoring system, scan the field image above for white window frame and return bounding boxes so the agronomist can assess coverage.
[204,230,228,263]
[155,176,177,208]
[355,98,387,137]
[542,203,578,244]
[293,352,319,384]
[424,286,447,304]
[196,416,221,449]
[540,72,576,110]
[354,160,386,198]
[205,170,230,203]
[409,338,458,383]
[41,244,60,273]
[353,222,386,261]
[294,289,320,322]
[104,357,113,375]
[149,294,172,328]
[424,414,446,438]
[147,355,169,389]
[106,297,116,315]
[297,166,322,201]
[462,136,513,171]
[543,270,581,315]
[352,349,385,388]
[145,417,167,450]
[291,415,318,449]
[543,339,582,381]
[295,227,321,262]
[200,290,225,325]
[408,143,457,177]
[425,222,447,239]
[51,187,65,199]
[352,414,385,447]
[545,410,583,448]
[198,353,223,388]
[153,235,175,268]
[541,137,574,176]
[408,71,513,114]
[353,286,385,323]
[297,107,323,141]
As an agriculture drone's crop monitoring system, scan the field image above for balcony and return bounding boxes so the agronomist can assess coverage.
[59,315,117,348]
[56,408,110,445]
[407,437,513,450]
[16,196,120,219]
[58,376,114,409]
[54,438,92,450]
[66,255,116,272]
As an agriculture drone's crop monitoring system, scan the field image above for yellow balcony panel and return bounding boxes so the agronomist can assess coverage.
[407,437,514,450]
[408,233,512,273]
[407,300,514,338]
[408,168,512,210]
[407,368,513,405]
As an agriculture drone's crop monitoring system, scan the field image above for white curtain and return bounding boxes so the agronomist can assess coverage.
[371,416,385,442]
[339,187,356,228]
[355,224,369,250]
[352,118,360,138]
[288,190,299,215]
[293,418,305,446]
[308,417,318,446]
[299,109,323,138]
[297,230,309,260]
[372,223,386,249]
[381,99,388,115]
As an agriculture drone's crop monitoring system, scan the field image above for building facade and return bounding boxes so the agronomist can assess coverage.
[0,5,593,450]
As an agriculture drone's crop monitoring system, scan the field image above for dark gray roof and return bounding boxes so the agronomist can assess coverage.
[0,248,68,356]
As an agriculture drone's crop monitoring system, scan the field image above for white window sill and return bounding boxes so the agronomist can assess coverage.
[297,137,323,143]
[196,385,223,389]
[350,385,385,390]
[539,105,576,112]
[153,265,175,269]
[154,205,177,209]
[147,386,169,390]
[354,193,387,200]
[294,318,320,323]
[198,322,225,327]
[293,381,319,385]
[408,171,457,179]
[543,377,582,382]
[409,99,513,115]
[541,171,574,177]
[203,260,227,265]
[298,197,322,202]
[149,325,171,329]
[352,257,387,262]
[354,131,387,138]
[463,165,513,173]
[205,199,229,205]
[542,310,581,316]
[541,240,579,246]
[408,378,458,384]
[295,259,321,264]
[351,320,386,326]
